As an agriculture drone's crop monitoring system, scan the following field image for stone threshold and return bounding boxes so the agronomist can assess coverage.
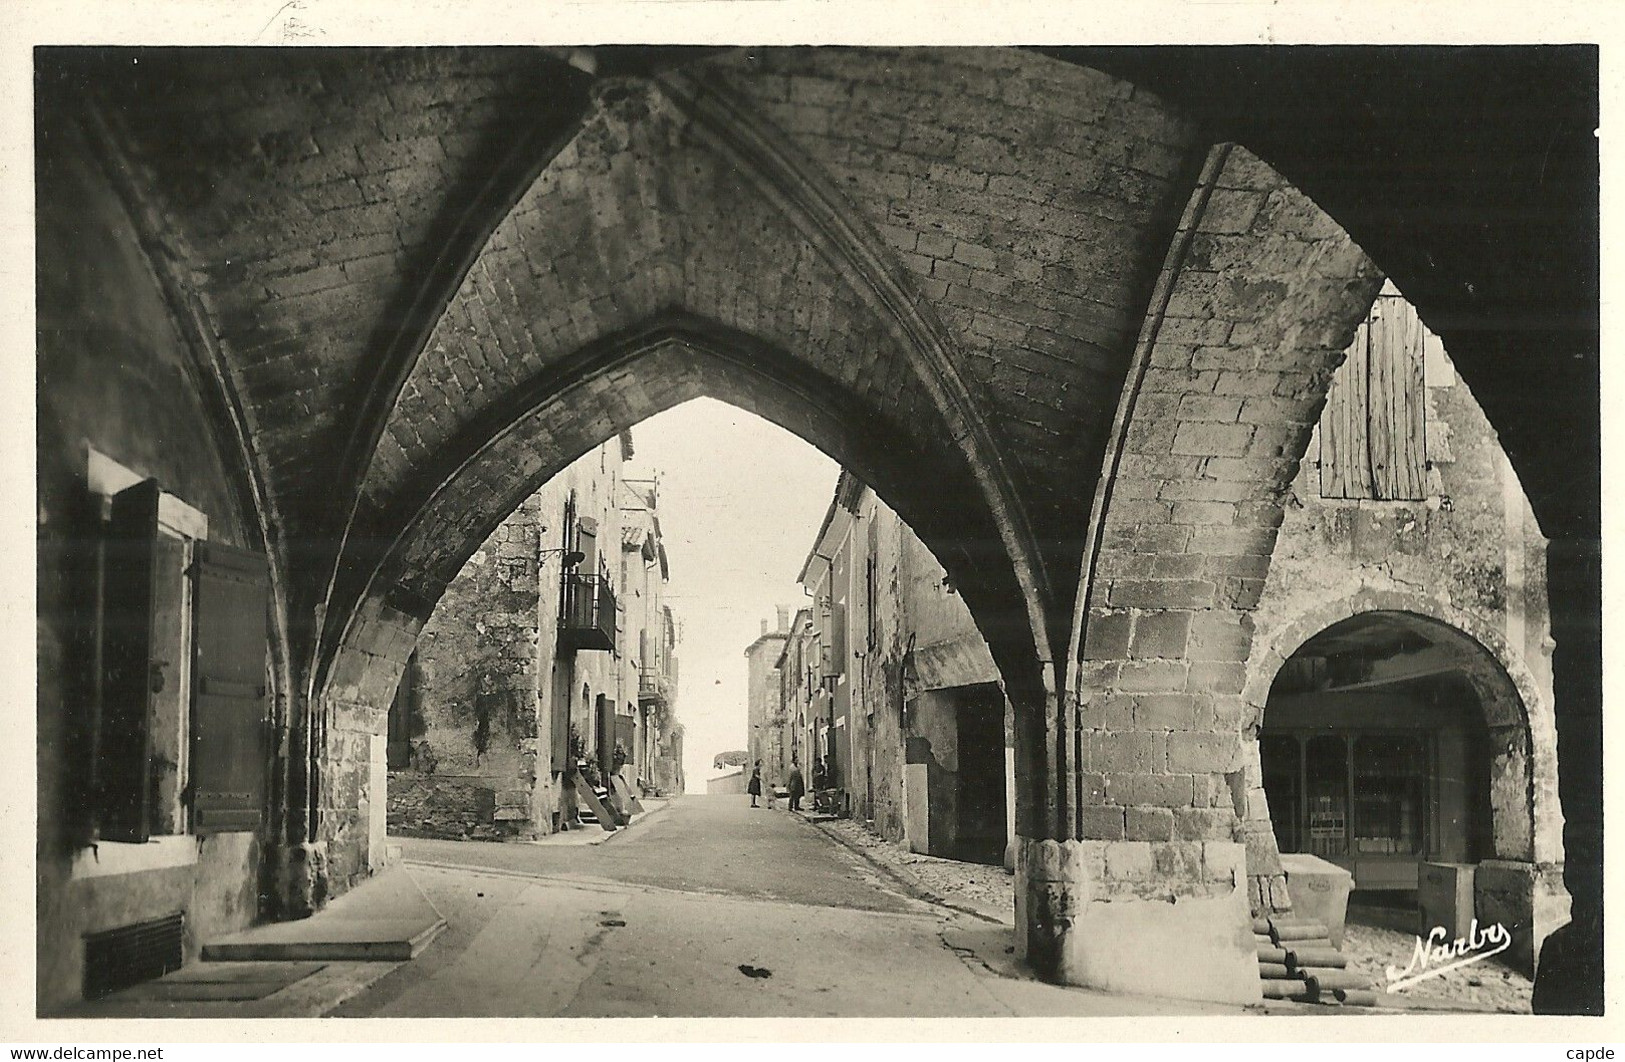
[203,864,447,962]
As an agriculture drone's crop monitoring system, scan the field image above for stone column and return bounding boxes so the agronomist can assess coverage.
[1021,143,1383,1003]
[1531,537,1602,1014]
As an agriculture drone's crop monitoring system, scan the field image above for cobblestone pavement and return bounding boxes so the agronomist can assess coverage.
[811,817,1015,924]
[814,816,1535,1013]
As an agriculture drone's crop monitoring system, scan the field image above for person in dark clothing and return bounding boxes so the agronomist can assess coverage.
[787,759,806,811]
[810,756,830,814]
[747,761,763,807]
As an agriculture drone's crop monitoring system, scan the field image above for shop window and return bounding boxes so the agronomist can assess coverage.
[1352,733,1427,856]
[1264,727,1437,868]
[1303,735,1349,859]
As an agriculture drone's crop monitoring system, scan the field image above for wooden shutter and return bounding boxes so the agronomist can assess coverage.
[832,602,847,675]
[1368,295,1428,500]
[595,694,614,776]
[1320,320,1371,499]
[98,480,161,843]
[1320,297,1429,501]
[190,541,269,835]
[577,516,598,573]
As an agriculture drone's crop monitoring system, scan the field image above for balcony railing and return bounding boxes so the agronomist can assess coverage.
[639,666,672,705]
[559,572,616,652]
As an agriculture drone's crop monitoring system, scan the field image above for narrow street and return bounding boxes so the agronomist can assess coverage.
[331,795,1236,1018]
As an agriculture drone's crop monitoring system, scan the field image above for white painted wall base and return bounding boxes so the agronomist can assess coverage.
[1003,746,1016,871]
[903,762,930,853]
[1016,836,1262,1005]
[367,733,388,871]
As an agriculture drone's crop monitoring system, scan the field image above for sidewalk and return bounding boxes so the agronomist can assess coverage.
[522,797,673,847]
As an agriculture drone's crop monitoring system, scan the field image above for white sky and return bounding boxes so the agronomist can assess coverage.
[622,397,839,788]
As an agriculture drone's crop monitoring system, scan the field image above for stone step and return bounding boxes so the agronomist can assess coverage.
[1255,914,1360,1008]
[203,867,445,963]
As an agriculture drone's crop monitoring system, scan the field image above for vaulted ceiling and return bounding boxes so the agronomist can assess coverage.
[36,45,1598,682]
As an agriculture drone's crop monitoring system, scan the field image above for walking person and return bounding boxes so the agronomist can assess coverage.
[811,756,828,813]
[748,761,763,808]
[787,758,806,812]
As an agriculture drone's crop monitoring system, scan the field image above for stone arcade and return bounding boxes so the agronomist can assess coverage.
[36,46,1597,1013]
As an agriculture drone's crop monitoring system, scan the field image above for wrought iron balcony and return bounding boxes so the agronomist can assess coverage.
[559,572,616,652]
[639,665,672,705]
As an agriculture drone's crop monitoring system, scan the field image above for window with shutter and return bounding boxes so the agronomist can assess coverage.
[1319,291,1429,501]
[577,516,599,574]
[189,541,269,835]
[98,480,162,843]
[88,459,214,846]
[831,602,848,678]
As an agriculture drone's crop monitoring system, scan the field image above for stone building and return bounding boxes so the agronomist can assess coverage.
[743,609,791,787]
[1243,285,1566,973]
[385,432,683,840]
[34,46,1596,1012]
[788,475,1015,863]
[775,608,814,785]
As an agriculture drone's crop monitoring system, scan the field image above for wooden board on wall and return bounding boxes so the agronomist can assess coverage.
[1320,320,1371,499]
[1369,296,1429,501]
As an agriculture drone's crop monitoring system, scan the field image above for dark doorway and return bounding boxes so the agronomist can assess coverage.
[955,683,1008,865]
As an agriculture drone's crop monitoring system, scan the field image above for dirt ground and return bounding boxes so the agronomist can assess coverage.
[1339,922,1532,1013]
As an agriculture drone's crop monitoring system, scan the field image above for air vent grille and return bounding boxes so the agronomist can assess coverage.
[83,911,184,999]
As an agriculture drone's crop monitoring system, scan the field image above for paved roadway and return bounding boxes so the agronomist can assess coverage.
[332,794,1236,1018]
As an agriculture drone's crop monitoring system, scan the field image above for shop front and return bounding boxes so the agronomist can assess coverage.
[1258,609,1567,973]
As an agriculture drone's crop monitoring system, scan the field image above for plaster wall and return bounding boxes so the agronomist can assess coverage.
[36,124,264,1012]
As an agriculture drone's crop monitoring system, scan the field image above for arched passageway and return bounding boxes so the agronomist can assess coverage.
[34,44,1597,1014]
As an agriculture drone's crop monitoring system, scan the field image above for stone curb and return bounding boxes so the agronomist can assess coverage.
[795,812,1009,926]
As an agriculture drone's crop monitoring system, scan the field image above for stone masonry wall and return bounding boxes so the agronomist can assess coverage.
[851,486,1008,848]
[1073,143,1383,910]
[388,495,543,839]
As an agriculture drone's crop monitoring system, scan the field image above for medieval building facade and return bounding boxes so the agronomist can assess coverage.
[744,608,791,787]
[387,433,683,840]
